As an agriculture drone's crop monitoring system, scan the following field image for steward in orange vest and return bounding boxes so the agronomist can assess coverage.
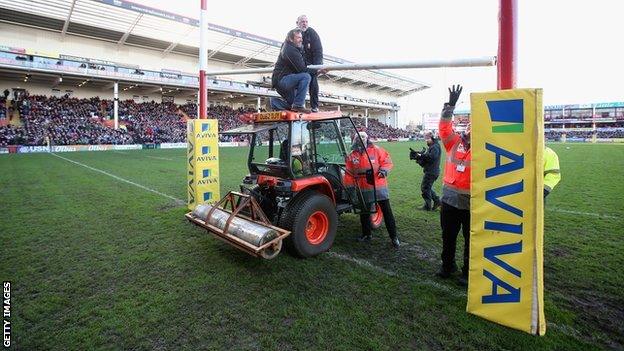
[437,85,471,285]
[345,131,400,248]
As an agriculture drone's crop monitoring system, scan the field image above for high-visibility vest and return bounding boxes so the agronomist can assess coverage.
[344,143,393,201]
[544,146,561,192]
[439,119,471,194]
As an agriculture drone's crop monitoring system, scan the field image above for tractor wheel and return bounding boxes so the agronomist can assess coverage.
[281,192,337,258]
[370,203,384,230]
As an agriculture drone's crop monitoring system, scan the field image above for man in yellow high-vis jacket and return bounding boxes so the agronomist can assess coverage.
[544,146,561,198]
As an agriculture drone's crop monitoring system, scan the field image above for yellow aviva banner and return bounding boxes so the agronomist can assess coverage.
[187,119,220,210]
[467,89,546,335]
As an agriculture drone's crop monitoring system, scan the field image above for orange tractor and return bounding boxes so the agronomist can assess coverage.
[186,110,383,259]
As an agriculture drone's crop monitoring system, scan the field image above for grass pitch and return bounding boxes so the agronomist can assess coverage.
[1,142,622,350]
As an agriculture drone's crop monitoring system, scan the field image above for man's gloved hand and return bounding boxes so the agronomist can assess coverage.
[377,169,388,178]
[447,84,463,107]
[365,169,375,185]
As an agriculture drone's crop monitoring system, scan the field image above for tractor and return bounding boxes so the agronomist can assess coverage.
[186,110,384,259]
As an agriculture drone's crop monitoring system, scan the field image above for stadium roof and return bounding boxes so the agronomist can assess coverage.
[0,0,429,96]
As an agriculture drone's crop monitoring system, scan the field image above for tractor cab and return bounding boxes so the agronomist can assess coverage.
[222,110,378,219]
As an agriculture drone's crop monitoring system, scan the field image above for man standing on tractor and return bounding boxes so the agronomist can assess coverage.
[346,131,401,248]
[296,15,323,113]
[436,85,471,286]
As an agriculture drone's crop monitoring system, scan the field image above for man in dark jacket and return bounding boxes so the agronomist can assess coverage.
[296,15,323,112]
[270,29,313,113]
[413,131,441,211]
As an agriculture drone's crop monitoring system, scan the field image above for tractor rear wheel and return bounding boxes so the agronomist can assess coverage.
[370,203,384,230]
[281,192,337,258]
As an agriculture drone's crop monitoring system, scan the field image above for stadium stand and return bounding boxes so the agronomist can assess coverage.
[4,94,624,147]
[0,90,416,147]
[0,99,6,121]
[453,103,624,142]
[2,89,623,148]
[351,117,413,139]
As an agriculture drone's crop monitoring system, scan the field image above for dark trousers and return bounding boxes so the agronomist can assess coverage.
[270,73,312,110]
[309,72,319,109]
[440,202,470,275]
[421,173,440,208]
[360,199,398,239]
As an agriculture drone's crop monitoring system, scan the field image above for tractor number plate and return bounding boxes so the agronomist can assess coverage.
[256,112,284,122]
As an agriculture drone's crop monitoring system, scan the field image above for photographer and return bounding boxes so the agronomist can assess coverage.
[410,131,441,211]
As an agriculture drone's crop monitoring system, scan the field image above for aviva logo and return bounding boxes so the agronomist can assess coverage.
[202,169,211,178]
[486,99,524,133]
[203,192,212,201]
[202,146,210,155]
[195,123,217,138]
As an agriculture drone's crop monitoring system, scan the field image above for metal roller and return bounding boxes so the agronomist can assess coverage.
[192,203,279,247]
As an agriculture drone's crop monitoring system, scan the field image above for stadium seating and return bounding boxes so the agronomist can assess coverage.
[3,91,622,147]
[351,117,413,140]
[0,93,259,146]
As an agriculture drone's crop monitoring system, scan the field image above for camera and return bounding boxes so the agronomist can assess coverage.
[409,147,426,166]
[409,147,425,160]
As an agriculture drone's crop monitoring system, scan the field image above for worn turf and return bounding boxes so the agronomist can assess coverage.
[1,142,622,350]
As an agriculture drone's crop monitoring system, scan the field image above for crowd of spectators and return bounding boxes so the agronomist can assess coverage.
[0,125,25,145]
[0,97,6,120]
[16,94,134,146]
[110,100,186,144]
[544,128,624,141]
[351,116,413,139]
[4,91,624,148]
[596,129,624,138]
[0,93,259,146]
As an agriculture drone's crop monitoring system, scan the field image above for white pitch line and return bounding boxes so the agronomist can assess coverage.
[51,153,185,205]
[549,208,617,219]
[326,251,466,298]
[113,151,129,155]
[146,155,175,161]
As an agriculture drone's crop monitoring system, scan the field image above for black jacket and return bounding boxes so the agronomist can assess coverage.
[419,140,441,175]
[302,27,323,65]
[271,41,309,88]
